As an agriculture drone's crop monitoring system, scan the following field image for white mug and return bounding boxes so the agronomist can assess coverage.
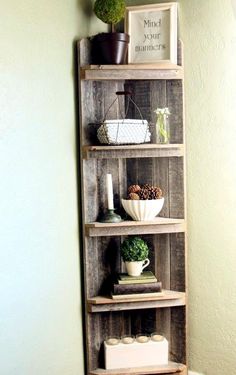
[125,259,150,276]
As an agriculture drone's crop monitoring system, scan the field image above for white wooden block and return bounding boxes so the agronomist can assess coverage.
[104,338,168,369]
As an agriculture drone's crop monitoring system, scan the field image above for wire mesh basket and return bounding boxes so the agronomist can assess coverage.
[97,91,151,145]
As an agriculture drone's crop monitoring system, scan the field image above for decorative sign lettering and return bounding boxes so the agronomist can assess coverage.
[125,3,177,64]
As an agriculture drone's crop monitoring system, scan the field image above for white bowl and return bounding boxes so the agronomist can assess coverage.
[121,198,164,221]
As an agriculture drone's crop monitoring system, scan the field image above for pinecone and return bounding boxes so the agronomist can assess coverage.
[128,184,141,194]
[128,192,140,200]
[142,183,152,190]
[148,186,163,200]
[138,188,149,200]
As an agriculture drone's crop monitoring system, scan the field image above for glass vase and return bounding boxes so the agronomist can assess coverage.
[155,113,170,144]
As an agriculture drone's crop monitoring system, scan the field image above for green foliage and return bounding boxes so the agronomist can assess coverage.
[94,0,125,25]
[121,237,149,262]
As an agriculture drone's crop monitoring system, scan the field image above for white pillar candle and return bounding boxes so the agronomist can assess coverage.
[106,174,114,210]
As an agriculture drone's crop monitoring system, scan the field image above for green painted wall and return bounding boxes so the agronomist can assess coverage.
[0,1,105,374]
[180,1,236,374]
[1,0,236,374]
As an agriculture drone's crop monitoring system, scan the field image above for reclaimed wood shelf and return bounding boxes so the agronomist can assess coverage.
[80,64,184,81]
[85,218,186,237]
[82,144,184,160]
[78,38,187,373]
[89,362,187,375]
[87,290,186,313]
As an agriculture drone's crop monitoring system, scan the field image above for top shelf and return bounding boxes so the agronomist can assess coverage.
[80,64,183,81]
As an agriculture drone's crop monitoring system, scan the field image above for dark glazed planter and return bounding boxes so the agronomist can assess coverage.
[91,32,130,65]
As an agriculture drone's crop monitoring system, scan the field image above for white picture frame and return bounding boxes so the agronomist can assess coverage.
[125,2,178,64]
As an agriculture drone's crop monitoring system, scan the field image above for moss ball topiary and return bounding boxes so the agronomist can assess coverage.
[94,0,126,25]
[121,237,149,262]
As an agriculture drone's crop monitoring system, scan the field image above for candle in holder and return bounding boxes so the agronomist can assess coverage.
[151,333,164,342]
[136,334,150,343]
[121,335,135,344]
[105,337,120,346]
[106,174,114,210]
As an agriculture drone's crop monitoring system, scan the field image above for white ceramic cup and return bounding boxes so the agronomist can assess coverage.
[125,259,150,276]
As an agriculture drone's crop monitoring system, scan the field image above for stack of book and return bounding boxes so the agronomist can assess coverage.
[111,271,163,300]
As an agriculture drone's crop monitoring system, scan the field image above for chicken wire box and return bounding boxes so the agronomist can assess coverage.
[104,338,168,369]
[97,119,151,145]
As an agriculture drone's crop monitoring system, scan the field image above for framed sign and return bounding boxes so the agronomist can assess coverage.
[125,2,177,64]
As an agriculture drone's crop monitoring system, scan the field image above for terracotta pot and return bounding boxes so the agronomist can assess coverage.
[92,32,130,65]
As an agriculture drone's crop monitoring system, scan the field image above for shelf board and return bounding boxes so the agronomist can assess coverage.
[87,290,186,313]
[80,64,183,81]
[82,144,184,160]
[85,218,185,237]
[89,362,186,375]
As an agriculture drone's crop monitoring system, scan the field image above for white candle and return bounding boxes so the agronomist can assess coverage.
[106,174,114,210]
[151,334,164,342]
[122,336,134,344]
[136,335,149,343]
[106,338,119,345]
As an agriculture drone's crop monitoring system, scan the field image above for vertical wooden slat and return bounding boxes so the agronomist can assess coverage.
[166,80,183,144]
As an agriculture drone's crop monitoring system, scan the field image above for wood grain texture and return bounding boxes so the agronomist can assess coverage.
[85,219,186,237]
[82,144,184,159]
[81,68,183,81]
[89,362,186,375]
[87,291,186,313]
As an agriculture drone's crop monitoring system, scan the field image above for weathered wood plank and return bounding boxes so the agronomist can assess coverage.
[166,81,183,144]
[170,307,186,364]
[82,144,184,160]
[89,362,186,375]
[81,68,183,81]
[83,63,183,70]
[85,219,186,237]
[78,38,187,373]
[87,291,186,313]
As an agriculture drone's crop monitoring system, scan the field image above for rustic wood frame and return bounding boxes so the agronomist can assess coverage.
[78,38,187,375]
[125,2,178,64]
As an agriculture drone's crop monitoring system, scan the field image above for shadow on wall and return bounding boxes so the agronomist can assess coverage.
[79,0,93,17]
[76,0,94,38]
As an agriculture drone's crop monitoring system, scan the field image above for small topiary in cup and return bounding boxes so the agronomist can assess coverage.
[121,237,149,262]
[94,0,125,32]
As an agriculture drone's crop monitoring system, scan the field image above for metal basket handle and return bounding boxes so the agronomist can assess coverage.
[102,91,148,144]
[103,91,145,122]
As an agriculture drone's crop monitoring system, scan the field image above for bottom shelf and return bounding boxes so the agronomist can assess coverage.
[89,362,187,375]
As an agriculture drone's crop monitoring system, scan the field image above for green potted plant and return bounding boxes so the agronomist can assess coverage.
[121,237,150,276]
[92,0,130,64]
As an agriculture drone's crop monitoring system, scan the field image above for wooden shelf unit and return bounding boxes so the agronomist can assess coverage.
[78,38,187,374]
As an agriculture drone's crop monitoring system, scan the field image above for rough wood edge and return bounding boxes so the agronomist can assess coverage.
[88,290,185,305]
[82,144,185,159]
[82,63,183,70]
[89,362,187,375]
